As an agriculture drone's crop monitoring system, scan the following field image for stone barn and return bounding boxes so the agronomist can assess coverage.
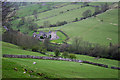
[33,31,59,41]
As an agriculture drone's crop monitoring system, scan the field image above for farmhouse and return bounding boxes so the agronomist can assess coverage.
[33,31,59,41]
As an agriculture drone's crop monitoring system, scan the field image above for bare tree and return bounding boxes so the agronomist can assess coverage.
[43,37,50,50]
[2,2,16,27]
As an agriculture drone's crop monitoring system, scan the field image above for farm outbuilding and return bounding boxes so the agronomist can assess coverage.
[33,31,59,41]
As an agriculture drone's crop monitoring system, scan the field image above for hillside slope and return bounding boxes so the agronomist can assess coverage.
[2,42,119,78]
[61,9,118,45]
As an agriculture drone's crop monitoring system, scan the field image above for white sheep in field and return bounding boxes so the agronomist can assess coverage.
[80,63,83,65]
[23,72,26,73]
[33,62,36,64]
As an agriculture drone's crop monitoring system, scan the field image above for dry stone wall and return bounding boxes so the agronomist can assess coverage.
[3,54,120,70]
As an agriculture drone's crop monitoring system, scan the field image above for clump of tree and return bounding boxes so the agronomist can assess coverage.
[73,18,79,22]
[54,49,60,57]
[43,37,50,50]
[60,43,69,52]
[33,10,38,20]
[94,7,101,15]
[93,3,109,16]
[67,37,120,60]
[101,3,109,12]
[82,9,92,18]
[17,17,38,32]
[83,2,89,7]
[69,53,76,59]
[43,21,67,28]
[2,29,45,52]
[17,17,25,27]
[56,21,67,26]
[62,52,69,58]
[28,23,38,31]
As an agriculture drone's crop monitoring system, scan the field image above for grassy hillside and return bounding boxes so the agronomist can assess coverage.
[2,42,119,78]
[11,3,84,27]
[48,52,119,67]
[35,7,95,26]
[2,41,119,68]
[3,58,119,78]
[38,9,118,45]
[60,9,118,45]
[2,42,45,56]
[2,2,119,78]
[10,2,117,46]
[16,2,65,18]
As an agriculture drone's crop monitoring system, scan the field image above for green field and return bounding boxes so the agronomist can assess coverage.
[60,9,118,45]
[51,31,67,43]
[2,42,45,56]
[47,52,119,67]
[11,3,95,28]
[10,2,117,46]
[3,42,119,68]
[2,41,119,78]
[2,2,119,78]
[89,2,113,6]
[35,6,95,26]
[2,58,119,78]
[37,9,118,46]
[16,2,65,18]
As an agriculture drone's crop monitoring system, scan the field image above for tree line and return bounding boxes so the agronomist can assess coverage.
[2,29,47,53]
[59,37,120,60]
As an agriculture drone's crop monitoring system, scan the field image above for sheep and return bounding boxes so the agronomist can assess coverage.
[33,62,36,64]
[14,68,18,71]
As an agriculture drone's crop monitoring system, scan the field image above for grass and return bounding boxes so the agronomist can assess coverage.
[2,42,119,78]
[51,31,67,44]
[2,41,119,68]
[2,2,119,78]
[60,9,118,46]
[89,2,113,6]
[35,4,118,46]
[11,3,94,29]
[2,42,45,56]
[16,2,62,18]
[2,58,119,78]
[47,52,119,67]
[76,54,119,67]
[10,2,117,46]
[35,6,95,26]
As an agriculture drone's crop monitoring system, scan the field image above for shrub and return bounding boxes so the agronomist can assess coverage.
[31,45,39,52]
[69,53,76,59]
[62,52,69,58]
[40,36,44,39]
[21,46,28,50]
[54,49,60,57]
[49,35,51,38]
[75,18,78,21]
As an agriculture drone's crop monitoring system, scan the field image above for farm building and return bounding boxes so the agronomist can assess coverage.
[33,31,59,41]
